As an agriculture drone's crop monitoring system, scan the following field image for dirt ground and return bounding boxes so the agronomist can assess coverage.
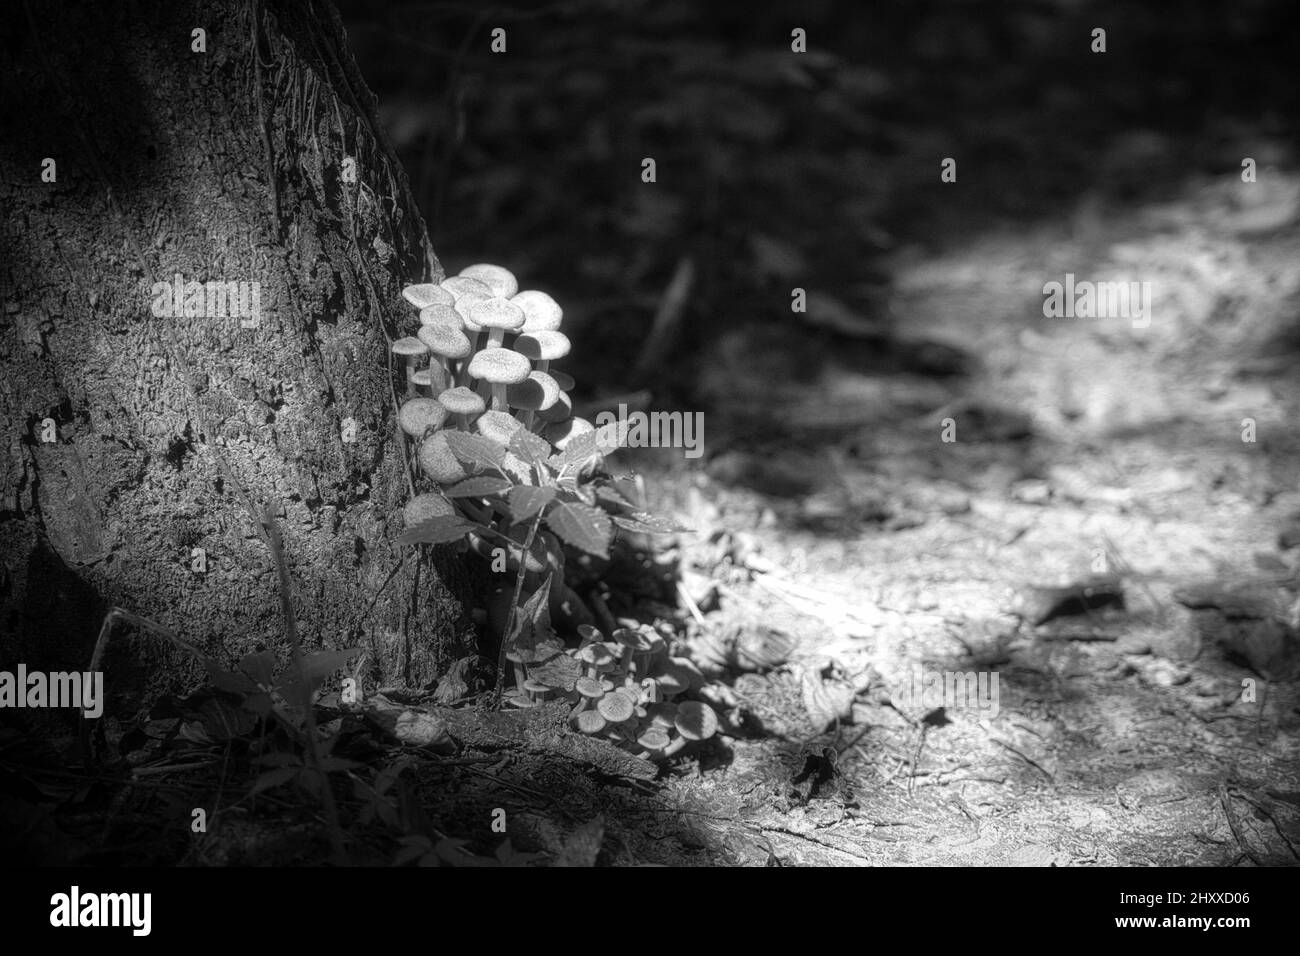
[558,169,1300,866]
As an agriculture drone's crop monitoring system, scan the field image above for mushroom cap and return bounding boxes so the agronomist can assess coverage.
[548,369,576,392]
[597,691,635,723]
[536,390,573,424]
[613,627,653,651]
[459,263,518,299]
[578,643,615,667]
[646,702,679,729]
[574,710,607,735]
[523,678,551,696]
[511,289,563,331]
[505,371,561,412]
[513,330,571,362]
[439,275,491,300]
[637,727,671,752]
[418,431,467,484]
[410,366,448,394]
[467,348,531,385]
[575,676,605,699]
[437,386,486,416]
[453,291,489,332]
[398,397,448,437]
[419,303,461,328]
[467,296,525,332]
[391,335,429,358]
[417,323,472,359]
[402,283,455,309]
[475,409,523,445]
[653,661,695,698]
[673,701,719,741]
[403,493,454,527]
[545,416,595,450]
[577,624,603,645]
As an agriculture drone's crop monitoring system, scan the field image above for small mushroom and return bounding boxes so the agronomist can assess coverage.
[523,678,552,703]
[535,389,573,428]
[402,283,455,309]
[645,702,678,729]
[571,676,605,716]
[437,385,486,429]
[548,369,576,392]
[597,690,635,724]
[417,322,472,381]
[543,416,595,451]
[391,336,430,397]
[510,289,563,332]
[410,366,447,397]
[577,643,614,678]
[474,409,524,446]
[459,264,518,299]
[398,397,449,439]
[513,330,571,378]
[506,370,561,430]
[636,727,671,760]
[467,296,525,353]
[576,624,602,649]
[467,348,531,412]
[402,492,454,528]
[659,700,719,758]
[503,647,528,694]
[608,632,650,676]
[418,431,468,485]
[573,709,607,735]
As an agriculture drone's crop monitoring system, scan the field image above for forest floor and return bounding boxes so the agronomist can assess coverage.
[582,167,1300,865]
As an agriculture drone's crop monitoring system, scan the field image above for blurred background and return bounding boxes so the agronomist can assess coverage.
[339,0,1299,416]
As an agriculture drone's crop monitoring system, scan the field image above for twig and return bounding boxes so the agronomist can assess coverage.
[676,580,707,627]
[493,506,544,706]
[260,504,347,863]
[632,257,695,382]
[1218,784,1262,865]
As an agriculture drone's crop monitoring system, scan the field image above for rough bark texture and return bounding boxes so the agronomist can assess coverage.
[0,0,475,718]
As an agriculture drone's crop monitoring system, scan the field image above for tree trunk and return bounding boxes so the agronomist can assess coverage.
[0,0,474,717]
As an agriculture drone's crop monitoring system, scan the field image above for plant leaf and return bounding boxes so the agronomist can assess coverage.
[508,572,556,661]
[443,430,507,472]
[612,513,692,535]
[508,428,553,466]
[396,514,478,547]
[443,476,513,497]
[508,486,556,522]
[238,650,277,689]
[205,659,259,696]
[528,649,581,692]
[547,420,626,471]
[545,501,613,558]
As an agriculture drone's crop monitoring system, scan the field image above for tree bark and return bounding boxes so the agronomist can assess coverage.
[0,0,474,717]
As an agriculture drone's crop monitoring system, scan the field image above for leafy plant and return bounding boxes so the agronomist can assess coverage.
[393,267,689,703]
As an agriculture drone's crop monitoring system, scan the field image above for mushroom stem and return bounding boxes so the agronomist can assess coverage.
[491,382,508,412]
[660,736,688,759]
[404,356,418,397]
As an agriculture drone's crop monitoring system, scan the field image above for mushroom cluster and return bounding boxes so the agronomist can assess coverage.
[500,623,720,761]
[396,265,592,454]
